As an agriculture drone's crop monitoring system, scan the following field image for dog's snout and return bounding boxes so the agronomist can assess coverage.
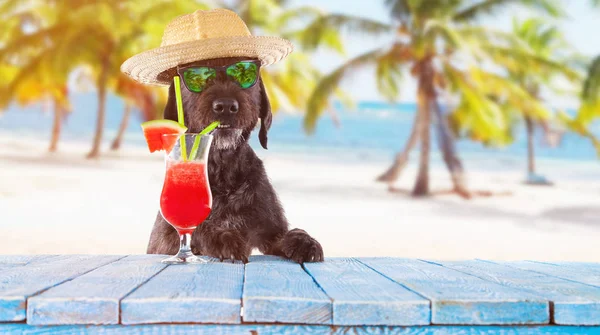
[212,98,239,114]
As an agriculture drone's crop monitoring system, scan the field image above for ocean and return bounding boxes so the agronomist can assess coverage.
[0,92,598,166]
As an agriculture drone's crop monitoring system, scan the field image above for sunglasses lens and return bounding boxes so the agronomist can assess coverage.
[182,67,216,92]
[226,62,258,89]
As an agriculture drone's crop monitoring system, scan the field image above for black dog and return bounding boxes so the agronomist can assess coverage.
[147,57,324,263]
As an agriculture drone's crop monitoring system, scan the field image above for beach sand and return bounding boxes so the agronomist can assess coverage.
[1,134,599,261]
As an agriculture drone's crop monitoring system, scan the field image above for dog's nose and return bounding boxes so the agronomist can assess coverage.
[212,98,239,114]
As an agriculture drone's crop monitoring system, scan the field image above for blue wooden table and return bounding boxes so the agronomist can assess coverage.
[1,255,600,334]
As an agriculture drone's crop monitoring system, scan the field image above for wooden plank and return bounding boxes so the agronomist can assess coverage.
[27,255,167,325]
[0,255,55,266]
[121,257,244,324]
[434,260,600,325]
[359,258,549,325]
[303,258,429,326]
[0,324,329,335]
[1,324,600,335]
[242,255,331,324]
[501,261,600,287]
[0,255,123,322]
[547,261,600,271]
[0,255,57,272]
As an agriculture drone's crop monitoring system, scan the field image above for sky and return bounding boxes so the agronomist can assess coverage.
[287,0,600,108]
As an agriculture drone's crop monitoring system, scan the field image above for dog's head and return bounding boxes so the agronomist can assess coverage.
[162,57,272,150]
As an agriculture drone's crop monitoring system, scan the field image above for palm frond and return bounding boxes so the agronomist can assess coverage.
[246,0,282,29]
[385,0,411,24]
[455,0,564,22]
[0,48,67,110]
[0,23,69,63]
[559,108,600,156]
[260,72,285,113]
[410,0,462,22]
[256,52,321,113]
[424,19,464,49]
[472,67,553,120]
[0,0,31,20]
[582,56,600,105]
[274,6,322,30]
[524,0,565,17]
[333,88,355,111]
[573,101,600,126]
[376,43,412,101]
[476,44,580,81]
[457,25,521,46]
[444,64,510,144]
[139,1,209,26]
[443,61,560,145]
[512,18,568,55]
[298,14,392,51]
[455,0,513,21]
[305,48,384,133]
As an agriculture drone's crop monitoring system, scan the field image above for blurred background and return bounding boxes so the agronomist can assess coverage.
[1,0,599,260]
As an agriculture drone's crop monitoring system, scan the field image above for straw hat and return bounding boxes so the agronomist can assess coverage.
[121,9,294,86]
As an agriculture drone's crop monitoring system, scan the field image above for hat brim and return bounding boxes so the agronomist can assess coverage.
[121,36,293,86]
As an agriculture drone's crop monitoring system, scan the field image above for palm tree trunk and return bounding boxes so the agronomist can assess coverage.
[49,103,62,152]
[432,99,470,198]
[87,59,110,159]
[412,95,430,196]
[111,103,132,150]
[525,116,535,175]
[412,63,432,197]
[376,109,420,185]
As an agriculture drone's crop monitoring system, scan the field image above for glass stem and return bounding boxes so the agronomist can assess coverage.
[179,233,193,255]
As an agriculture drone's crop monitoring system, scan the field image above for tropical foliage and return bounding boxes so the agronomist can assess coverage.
[567,0,600,155]
[0,0,599,196]
[566,54,600,155]
[305,0,571,197]
[0,0,71,152]
[0,0,345,157]
[0,0,205,157]
[505,18,579,180]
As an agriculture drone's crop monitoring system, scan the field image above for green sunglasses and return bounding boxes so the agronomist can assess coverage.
[177,60,261,94]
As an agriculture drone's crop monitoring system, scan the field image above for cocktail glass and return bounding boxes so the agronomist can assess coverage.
[159,134,213,264]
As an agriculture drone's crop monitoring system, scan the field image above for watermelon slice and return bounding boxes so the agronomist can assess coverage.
[141,120,187,153]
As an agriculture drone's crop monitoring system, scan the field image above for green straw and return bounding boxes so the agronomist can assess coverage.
[189,121,220,160]
[173,76,187,161]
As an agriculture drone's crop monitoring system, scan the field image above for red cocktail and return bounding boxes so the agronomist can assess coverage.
[159,133,213,264]
[160,161,212,235]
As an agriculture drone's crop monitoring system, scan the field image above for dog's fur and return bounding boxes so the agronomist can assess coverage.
[147,57,324,263]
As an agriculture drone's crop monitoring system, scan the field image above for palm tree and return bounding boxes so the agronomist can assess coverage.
[565,0,600,155]
[0,0,116,157]
[305,0,565,197]
[0,0,71,152]
[507,18,579,184]
[565,56,600,156]
[110,101,132,150]
[108,1,206,151]
[74,1,206,158]
[0,61,71,152]
[0,0,206,158]
[110,76,168,150]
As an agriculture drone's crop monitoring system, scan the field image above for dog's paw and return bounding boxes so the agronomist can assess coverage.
[281,229,324,263]
[206,229,249,263]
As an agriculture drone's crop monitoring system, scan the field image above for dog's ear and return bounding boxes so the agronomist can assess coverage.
[258,78,272,149]
[163,83,178,121]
